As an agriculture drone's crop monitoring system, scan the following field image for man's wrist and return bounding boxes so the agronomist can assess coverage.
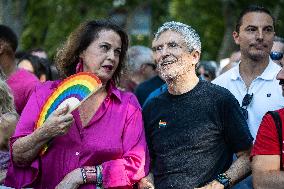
[215,173,232,189]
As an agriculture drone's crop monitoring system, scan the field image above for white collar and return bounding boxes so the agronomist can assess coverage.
[230,58,280,81]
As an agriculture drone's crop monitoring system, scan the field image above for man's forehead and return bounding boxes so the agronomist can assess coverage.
[152,30,184,46]
[241,12,273,27]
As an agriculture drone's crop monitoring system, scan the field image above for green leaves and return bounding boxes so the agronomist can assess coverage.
[19,0,284,61]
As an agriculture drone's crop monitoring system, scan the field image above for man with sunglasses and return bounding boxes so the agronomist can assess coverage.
[212,5,284,140]
[197,60,218,82]
[140,21,253,189]
[271,36,284,66]
[251,62,284,188]
[212,5,284,189]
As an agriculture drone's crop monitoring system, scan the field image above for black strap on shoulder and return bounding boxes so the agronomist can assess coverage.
[267,111,283,171]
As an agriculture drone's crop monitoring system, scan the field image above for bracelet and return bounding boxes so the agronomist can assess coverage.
[84,166,97,183]
[80,167,87,184]
[96,165,103,186]
[216,173,232,189]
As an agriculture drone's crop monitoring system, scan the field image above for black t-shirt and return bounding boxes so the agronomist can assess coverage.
[143,80,253,189]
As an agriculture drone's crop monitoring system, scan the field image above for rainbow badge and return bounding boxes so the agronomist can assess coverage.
[159,120,167,128]
[36,72,102,155]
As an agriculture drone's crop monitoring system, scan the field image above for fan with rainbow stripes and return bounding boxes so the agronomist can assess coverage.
[35,72,102,155]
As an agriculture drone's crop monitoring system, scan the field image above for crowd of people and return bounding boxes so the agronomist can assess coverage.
[0,4,284,189]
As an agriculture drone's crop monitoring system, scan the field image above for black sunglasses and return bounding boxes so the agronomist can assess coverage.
[241,93,253,120]
[270,52,283,61]
[145,63,157,70]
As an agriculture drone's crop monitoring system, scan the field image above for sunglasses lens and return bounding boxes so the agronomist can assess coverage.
[241,108,248,120]
[203,72,210,78]
[242,94,250,106]
[270,52,284,60]
[242,93,253,107]
[146,63,156,69]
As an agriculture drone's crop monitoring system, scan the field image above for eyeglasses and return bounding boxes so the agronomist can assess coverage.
[152,41,186,53]
[241,93,253,120]
[270,52,283,61]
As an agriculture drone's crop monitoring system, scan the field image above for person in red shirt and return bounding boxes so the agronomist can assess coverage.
[251,48,284,188]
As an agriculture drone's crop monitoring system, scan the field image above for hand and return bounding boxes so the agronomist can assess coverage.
[138,173,155,189]
[39,105,74,139]
[56,168,83,189]
[195,180,224,189]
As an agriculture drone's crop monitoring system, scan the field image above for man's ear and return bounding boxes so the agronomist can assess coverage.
[140,64,147,74]
[191,50,200,65]
[232,31,240,45]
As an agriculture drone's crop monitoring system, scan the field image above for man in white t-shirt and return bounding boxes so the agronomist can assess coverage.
[213,5,284,189]
[213,6,284,140]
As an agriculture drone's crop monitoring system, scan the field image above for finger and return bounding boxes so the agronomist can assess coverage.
[65,114,74,122]
[64,120,74,129]
[54,105,69,116]
[59,120,73,129]
[56,115,74,126]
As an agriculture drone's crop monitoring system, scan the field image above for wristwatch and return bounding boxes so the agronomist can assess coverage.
[216,173,232,189]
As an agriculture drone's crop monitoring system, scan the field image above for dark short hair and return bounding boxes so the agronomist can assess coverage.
[55,19,128,85]
[0,25,18,52]
[18,54,50,80]
[235,5,275,33]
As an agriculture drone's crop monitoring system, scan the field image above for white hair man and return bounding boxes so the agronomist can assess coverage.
[139,21,253,189]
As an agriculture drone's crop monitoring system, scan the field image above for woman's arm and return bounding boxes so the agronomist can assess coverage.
[55,168,83,189]
[13,106,74,166]
[102,107,150,188]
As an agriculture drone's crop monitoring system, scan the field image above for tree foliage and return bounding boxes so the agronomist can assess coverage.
[21,0,115,58]
[9,0,284,61]
[168,0,284,60]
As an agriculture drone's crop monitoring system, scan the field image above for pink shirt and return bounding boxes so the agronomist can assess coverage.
[5,80,149,189]
[7,69,40,115]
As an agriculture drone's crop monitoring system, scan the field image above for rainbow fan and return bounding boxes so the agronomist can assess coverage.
[36,72,102,155]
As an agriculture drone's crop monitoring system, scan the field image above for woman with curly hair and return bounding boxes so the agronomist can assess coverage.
[0,78,18,184]
[5,19,149,189]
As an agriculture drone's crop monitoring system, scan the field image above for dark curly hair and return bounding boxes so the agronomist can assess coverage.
[55,19,129,85]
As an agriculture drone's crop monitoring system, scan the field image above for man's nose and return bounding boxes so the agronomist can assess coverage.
[256,29,264,40]
[161,46,170,57]
[276,68,284,80]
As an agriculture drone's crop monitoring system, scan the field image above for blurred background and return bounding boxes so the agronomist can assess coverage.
[0,0,283,62]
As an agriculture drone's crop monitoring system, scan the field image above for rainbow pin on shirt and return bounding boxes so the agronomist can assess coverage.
[159,120,167,128]
[35,72,102,155]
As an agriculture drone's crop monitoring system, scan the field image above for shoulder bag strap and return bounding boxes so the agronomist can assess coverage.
[267,111,283,171]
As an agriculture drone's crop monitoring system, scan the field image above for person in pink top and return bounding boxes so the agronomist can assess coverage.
[7,69,40,114]
[4,19,149,189]
[0,25,40,115]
